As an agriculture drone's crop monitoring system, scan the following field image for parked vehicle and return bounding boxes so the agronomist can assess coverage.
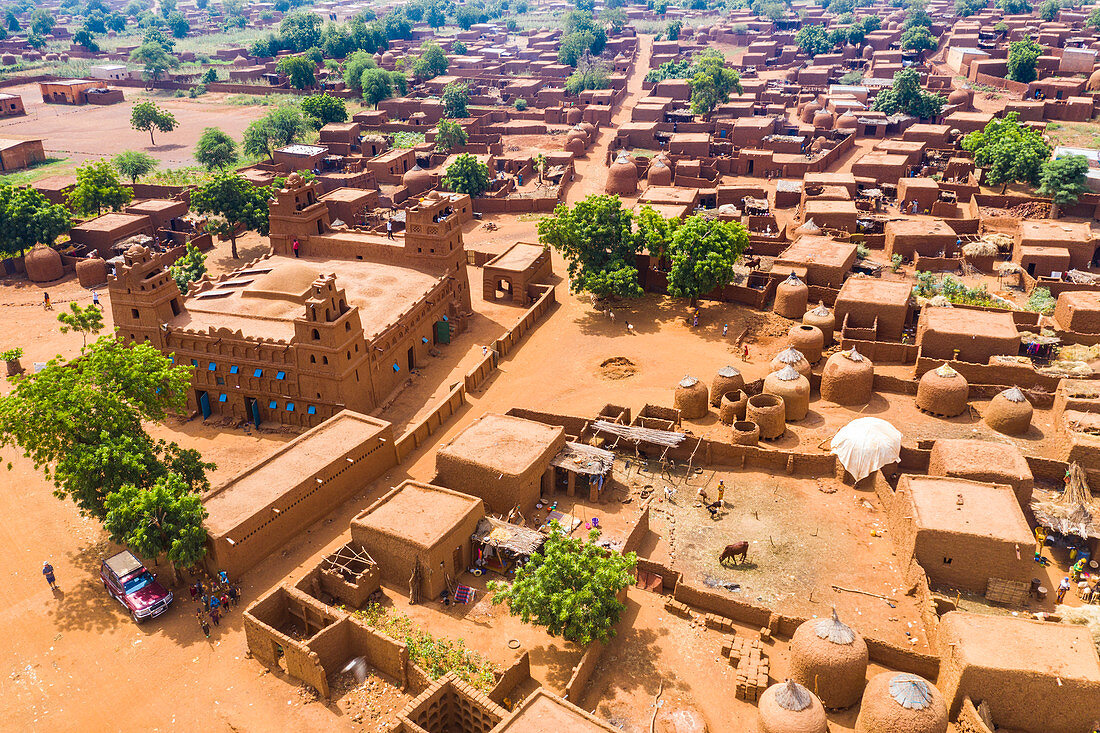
[100,551,173,623]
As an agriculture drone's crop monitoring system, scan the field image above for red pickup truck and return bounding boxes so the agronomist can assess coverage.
[100,551,173,623]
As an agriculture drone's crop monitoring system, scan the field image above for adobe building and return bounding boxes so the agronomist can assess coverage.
[70,213,157,256]
[1015,219,1094,271]
[351,480,484,599]
[937,612,1100,733]
[108,176,473,428]
[435,413,567,513]
[915,307,1019,364]
[888,476,1034,594]
[0,138,46,171]
[1053,289,1100,335]
[319,187,377,227]
[124,198,189,231]
[38,78,109,105]
[801,198,859,232]
[481,242,552,305]
[0,93,26,117]
[773,236,857,288]
[833,278,914,342]
[883,219,957,260]
[202,410,397,576]
[926,439,1034,508]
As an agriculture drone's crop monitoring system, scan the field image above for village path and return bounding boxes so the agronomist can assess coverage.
[566,33,653,203]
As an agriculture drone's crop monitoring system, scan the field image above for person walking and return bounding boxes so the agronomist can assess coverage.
[43,292,51,310]
[716,480,725,507]
[91,290,99,307]
[1058,576,1072,603]
[197,610,210,639]
[386,219,394,240]
[42,561,57,590]
[292,238,300,258]
[722,323,729,338]
[209,594,220,615]
[189,582,199,603]
[742,344,750,361]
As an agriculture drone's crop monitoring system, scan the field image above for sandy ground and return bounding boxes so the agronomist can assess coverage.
[0,83,272,170]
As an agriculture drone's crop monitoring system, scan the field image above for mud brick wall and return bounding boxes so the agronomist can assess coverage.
[395,383,467,461]
[564,639,606,701]
[621,505,651,555]
[487,652,532,705]
[505,407,590,438]
[306,616,409,690]
[674,581,772,628]
[636,558,681,592]
[955,697,996,733]
[863,637,940,681]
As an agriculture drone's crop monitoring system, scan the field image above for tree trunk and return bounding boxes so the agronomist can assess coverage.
[230,232,239,259]
[150,129,156,146]
[1000,181,1008,194]
[1051,202,1061,219]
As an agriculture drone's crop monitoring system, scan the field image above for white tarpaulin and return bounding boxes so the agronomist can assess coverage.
[830,417,902,482]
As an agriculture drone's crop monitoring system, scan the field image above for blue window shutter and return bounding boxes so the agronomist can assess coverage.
[208,362,216,371]
[307,405,317,415]
[230,365,239,374]
[218,393,227,402]
[254,368,263,378]
[268,400,277,409]
[286,402,295,412]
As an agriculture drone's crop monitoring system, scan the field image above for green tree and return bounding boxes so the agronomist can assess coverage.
[130,100,178,145]
[0,187,70,258]
[666,216,748,306]
[442,81,469,118]
[195,127,238,170]
[169,241,207,292]
[635,204,678,262]
[795,24,832,56]
[998,0,1032,12]
[565,58,611,94]
[962,112,1051,193]
[143,27,175,52]
[1089,5,1100,27]
[901,25,937,53]
[343,50,376,92]
[66,160,133,217]
[107,11,128,32]
[279,10,323,51]
[442,153,490,196]
[413,41,449,80]
[202,67,218,84]
[74,28,99,51]
[242,106,307,159]
[604,7,628,32]
[667,19,682,40]
[103,474,210,580]
[112,150,157,185]
[426,4,445,27]
[56,302,104,351]
[689,51,742,115]
[301,92,348,128]
[360,67,394,107]
[537,194,643,300]
[1007,37,1042,83]
[489,523,636,645]
[872,68,945,119]
[30,8,54,36]
[1038,0,1060,19]
[5,8,20,31]
[435,119,468,152]
[190,173,271,259]
[129,40,179,85]
[166,10,189,37]
[277,55,316,89]
[1038,154,1089,214]
[451,40,467,55]
[0,335,203,520]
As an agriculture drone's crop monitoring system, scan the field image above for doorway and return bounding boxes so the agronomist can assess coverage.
[197,390,211,419]
[1027,262,1036,276]
[407,346,415,372]
[246,397,261,428]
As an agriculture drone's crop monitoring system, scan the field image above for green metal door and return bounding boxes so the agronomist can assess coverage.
[434,320,450,345]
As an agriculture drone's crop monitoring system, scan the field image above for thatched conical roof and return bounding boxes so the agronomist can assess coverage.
[814,607,857,644]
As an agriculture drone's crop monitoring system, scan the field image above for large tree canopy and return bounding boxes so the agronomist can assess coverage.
[1007,37,1042,83]
[1038,154,1090,212]
[538,194,643,300]
[489,524,636,645]
[667,216,748,306]
[872,68,945,119]
[66,160,133,217]
[962,112,1051,192]
[0,186,70,257]
[689,50,742,116]
[190,173,271,259]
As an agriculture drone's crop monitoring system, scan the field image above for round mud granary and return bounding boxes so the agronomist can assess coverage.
[984,386,1032,435]
[402,164,433,196]
[711,365,745,407]
[606,152,638,195]
[820,348,874,406]
[758,680,829,733]
[803,302,835,345]
[771,347,811,377]
[730,420,760,446]
[25,246,64,283]
[788,324,824,363]
[76,256,108,288]
[774,272,809,319]
[764,365,811,421]
[854,673,947,733]
[747,393,786,439]
[674,376,709,419]
[916,363,969,417]
[647,158,672,186]
[789,608,868,709]
[564,135,586,156]
[565,107,583,125]
[719,390,748,424]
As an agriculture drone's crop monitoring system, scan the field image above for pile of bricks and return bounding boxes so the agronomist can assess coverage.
[664,598,693,619]
[723,634,771,702]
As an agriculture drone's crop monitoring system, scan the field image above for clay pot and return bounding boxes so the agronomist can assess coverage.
[674,376,709,420]
[764,365,811,421]
[802,302,835,346]
[788,324,824,363]
[719,390,748,424]
[774,272,809,319]
[711,366,745,407]
[747,393,786,439]
[730,420,760,446]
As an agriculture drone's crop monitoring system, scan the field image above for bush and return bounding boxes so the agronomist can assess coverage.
[514,98,527,111]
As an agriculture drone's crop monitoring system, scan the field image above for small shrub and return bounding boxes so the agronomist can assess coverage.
[891,253,903,272]
[856,243,870,259]
[514,97,527,111]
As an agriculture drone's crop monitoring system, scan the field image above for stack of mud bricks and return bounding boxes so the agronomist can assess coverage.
[664,598,692,618]
[722,634,770,702]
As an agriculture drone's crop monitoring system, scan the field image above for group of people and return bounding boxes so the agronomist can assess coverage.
[697,480,727,519]
[190,571,241,639]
